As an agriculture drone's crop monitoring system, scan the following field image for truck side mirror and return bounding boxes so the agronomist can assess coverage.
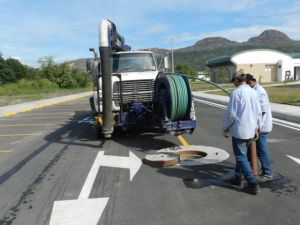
[86,59,94,76]
[164,54,169,69]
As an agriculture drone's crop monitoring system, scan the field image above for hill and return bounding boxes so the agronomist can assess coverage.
[157,30,300,71]
[67,58,87,72]
[69,30,300,71]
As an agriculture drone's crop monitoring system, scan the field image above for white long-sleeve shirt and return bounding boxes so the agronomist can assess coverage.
[222,84,262,139]
[253,83,273,133]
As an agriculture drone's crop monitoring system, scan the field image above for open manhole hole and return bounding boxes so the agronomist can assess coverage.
[144,145,229,167]
[177,150,207,160]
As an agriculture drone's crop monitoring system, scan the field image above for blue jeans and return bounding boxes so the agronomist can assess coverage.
[256,132,272,176]
[232,137,257,184]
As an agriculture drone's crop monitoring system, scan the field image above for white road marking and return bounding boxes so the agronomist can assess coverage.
[194,98,226,109]
[50,198,109,225]
[194,98,300,131]
[79,151,105,199]
[49,150,142,225]
[273,121,300,131]
[287,155,300,165]
[268,139,287,143]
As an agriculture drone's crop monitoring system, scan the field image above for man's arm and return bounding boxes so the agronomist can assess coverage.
[222,93,237,132]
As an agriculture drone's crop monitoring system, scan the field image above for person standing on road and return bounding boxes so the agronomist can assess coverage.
[222,71,262,195]
[246,74,273,182]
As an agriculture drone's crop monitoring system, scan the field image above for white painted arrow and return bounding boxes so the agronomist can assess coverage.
[49,198,109,225]
[99,151,142,181]
[287,155,300,165]
[49,151,142,225]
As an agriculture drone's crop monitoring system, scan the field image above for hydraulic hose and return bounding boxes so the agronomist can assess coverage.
[174,73,231,96]
[165,73,189,121]
[162,71,231,122]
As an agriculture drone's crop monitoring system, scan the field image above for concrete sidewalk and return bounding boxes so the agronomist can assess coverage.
[192,91,300,124]
[0,92,92,118]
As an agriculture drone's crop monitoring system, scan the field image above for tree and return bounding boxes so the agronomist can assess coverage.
[6,57,30,80]
[55,62,78,88]
[174,63,198,80]
[38,55,59,81]
[25,66,40,80]
[0,55,16,84]
[37,56,91,88]
[216,68,229,84]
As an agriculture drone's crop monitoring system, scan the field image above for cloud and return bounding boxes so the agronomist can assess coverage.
[1,0,300,67]
[147,24,169,33]
[10,56,21,60]
[3,44,33,51]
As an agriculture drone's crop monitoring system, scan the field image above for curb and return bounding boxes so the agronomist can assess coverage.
[192,92,300,124]
[0,92,92,118]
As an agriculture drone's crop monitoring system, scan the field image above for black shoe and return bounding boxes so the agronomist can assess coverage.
[243,182,259,195]
[229,175,244,187]
[257,175,273,183]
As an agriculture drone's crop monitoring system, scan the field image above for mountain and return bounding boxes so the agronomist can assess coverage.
[169,29,300,71]
[179,37,239,52]
[247,29,297,46]
[67,58,87,72]
[68,30,300,71]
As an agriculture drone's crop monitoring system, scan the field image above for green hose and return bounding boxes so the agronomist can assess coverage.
[172,73,231,96]
[166,74,189,121]
[157,71,230,122]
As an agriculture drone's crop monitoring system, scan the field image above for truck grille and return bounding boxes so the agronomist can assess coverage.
[113,80,154,106]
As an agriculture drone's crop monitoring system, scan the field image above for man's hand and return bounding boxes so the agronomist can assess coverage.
[253,131,259,141]
[223,128,229,138]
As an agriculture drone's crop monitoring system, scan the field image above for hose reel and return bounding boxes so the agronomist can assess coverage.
[154,72,192,122]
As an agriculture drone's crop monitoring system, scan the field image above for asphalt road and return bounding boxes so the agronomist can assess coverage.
[0,96,299,225]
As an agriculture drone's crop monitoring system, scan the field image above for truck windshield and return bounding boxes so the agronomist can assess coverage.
[111,53,156,73]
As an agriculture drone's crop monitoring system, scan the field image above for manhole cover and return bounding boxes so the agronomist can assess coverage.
[144,153,180,167]
[144,145,229,167]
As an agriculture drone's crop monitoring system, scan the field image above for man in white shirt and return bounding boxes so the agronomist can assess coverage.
[222,71,262,195]
[246,74,273,182]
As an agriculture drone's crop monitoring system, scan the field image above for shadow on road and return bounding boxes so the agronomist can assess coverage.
[43,109,177,154]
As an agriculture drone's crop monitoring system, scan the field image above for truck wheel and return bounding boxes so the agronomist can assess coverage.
[94,126,103,139]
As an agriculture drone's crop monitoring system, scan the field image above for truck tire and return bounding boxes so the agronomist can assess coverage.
[94,126,103,139]
[89,96,96,114]
[153,72,172,119]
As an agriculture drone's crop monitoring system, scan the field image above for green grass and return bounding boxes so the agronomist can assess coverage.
[190,81,280,92]
[265,86,300,106]
[0,79,93,107]
[190,81,233,92]
[191,81,300,107]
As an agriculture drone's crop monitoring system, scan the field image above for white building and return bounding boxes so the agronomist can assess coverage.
[206,49,300,83]
[197,71,210,81]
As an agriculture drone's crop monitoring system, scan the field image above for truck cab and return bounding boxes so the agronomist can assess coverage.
[90,50,163,113]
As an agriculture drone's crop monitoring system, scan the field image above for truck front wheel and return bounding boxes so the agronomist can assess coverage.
[93,126,103,139]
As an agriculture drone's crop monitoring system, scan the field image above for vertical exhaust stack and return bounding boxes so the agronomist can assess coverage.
[99,19,113,138]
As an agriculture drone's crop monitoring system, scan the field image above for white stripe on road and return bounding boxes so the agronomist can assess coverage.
[287,155,300,165]
[194,98,300,131]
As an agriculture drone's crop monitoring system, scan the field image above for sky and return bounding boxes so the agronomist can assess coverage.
[1,0,300,68]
